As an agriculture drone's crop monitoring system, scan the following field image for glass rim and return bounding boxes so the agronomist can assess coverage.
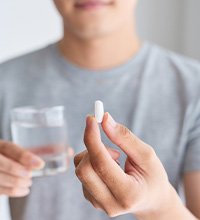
[11,105,65,115]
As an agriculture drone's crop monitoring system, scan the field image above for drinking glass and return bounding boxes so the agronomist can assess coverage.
[11,106,69,177]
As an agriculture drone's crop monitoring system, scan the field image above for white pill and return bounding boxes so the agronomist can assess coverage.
[95,100,104,123]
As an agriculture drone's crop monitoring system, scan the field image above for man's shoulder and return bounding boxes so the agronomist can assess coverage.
[0,43,54,80]
[150,43,200,81]
[142,43,200,104]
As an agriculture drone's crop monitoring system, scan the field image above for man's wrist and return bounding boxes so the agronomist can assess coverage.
[133,185,197,220]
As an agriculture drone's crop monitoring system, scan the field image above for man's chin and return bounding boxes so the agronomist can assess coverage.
[65,23,115,40]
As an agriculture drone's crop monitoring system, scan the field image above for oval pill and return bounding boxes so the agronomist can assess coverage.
[95,100,104,123]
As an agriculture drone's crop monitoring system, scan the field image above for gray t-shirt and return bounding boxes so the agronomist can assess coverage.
[0,42,200,220]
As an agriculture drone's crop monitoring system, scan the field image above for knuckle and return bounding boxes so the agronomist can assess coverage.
[75,167,82,178]
[74,151,87,167]
[118,125,131,140]
[105,209,117,218]
[92,160,105,174]
[87,197,101,210]
[75,156,92,182]
[73,155,80,167]
[143,145,156,161]
[120,199,132,210]
[92,203,99,209]
[83,192,90,201]
[75,167,86,182]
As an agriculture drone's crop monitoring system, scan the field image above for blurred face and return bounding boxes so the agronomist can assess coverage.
[54,0,137,39]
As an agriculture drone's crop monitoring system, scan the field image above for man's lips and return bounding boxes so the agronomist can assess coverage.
[75,0,113,10]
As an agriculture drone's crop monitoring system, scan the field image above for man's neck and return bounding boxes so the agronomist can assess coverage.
[58,22,141,70]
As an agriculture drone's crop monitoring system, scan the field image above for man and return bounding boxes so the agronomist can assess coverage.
[0,0,200,219]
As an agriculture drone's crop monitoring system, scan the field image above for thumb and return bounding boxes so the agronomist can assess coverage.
[84,115,125,175]
[101,112,155,164]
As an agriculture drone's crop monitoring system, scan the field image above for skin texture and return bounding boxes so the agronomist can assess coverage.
[74,113,199,219]
[0,141,73,197]
[0,141,44,197]
[53,0,141,70]
[184,172,200,219]
[54,0,137,39]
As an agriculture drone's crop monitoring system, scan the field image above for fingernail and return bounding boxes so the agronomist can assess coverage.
[86,115,95,127]
[112,149,120,156]
[24,151,45,169]
[107,113,117,128]
[67,147,74,157]
[86,115,91,124]
[31,157,45,169]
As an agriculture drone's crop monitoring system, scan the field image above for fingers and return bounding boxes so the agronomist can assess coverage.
[0,140,45,169]
[0,172,32,188]
[74,150,87,167]
[0,186,30,197]
[67,147,74,158]
[82,186,125,218]
[101,113,156,164]
[84,116,110,159]
[76,114,167,218]
[83,116,133,200]
[75,154,122,216]
[0,153,32,197]
[76,154,113,201]
[82,186,102,210]
[74,148,120,168]
[0,154,32,177]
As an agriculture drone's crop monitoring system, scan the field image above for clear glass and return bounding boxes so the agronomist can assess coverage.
[11,106,69,177]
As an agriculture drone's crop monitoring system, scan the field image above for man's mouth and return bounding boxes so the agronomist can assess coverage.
[74,0,113,10]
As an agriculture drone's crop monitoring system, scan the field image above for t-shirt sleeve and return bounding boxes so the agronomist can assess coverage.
[183,100,200,173]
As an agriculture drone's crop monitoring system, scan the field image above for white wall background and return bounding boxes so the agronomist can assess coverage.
[0,0,200,219]
[136,0,200,60]
[0,0,62,63]
[0,0,200,63]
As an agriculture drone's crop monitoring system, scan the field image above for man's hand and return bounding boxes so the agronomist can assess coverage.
[0,141,44,197]
[74,113,197,220]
